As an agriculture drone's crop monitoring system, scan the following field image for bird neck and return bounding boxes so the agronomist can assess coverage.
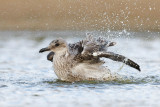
[54,47,69,56]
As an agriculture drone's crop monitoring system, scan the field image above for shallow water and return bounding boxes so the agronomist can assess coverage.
[0,31,160,107]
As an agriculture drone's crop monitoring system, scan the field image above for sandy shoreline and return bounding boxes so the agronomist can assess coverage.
[0,0,159,31]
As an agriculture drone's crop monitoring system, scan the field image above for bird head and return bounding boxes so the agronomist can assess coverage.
[39,38,67,53]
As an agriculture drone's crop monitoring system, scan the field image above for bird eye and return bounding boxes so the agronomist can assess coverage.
[55,40,59,43]
[55,43,59,47]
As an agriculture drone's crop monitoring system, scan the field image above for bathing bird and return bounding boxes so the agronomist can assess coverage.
[39,34,140,82]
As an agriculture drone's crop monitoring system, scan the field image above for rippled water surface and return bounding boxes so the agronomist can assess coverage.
[0,31,160,107]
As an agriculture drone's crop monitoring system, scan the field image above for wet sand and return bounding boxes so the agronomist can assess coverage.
[0,0,159,31]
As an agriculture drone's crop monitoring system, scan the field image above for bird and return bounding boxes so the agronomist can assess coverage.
[39,34,141,82]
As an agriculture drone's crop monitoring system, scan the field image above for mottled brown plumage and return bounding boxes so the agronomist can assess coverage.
[39,34,140,82]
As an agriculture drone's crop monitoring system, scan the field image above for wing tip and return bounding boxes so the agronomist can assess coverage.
[137,66,141,72]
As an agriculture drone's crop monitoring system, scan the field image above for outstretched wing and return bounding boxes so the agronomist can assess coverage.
[71,34,140,71]
[81,34,116,54]
[68,34,140,71]
[75,51,140,71]
[92,52,141,71]
[68,34,116,55]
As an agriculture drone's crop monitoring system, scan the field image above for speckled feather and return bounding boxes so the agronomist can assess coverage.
[42,34,140,82]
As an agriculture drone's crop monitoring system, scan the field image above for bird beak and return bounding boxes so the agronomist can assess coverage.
[39,47,50,53]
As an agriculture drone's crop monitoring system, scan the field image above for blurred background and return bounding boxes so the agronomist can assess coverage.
[0,0,159,31]
[0,0,160,107]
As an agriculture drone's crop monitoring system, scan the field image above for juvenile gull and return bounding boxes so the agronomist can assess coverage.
[39,35,140,82]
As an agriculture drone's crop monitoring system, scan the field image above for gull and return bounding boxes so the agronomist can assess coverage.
[39,34,140,82]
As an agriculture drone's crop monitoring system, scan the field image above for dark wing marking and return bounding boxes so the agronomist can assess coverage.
[68,41,83,55]
[47,52,55,62]
[81,35,116,54]
[68,35,116,56]
[68,35,140,71]
[76,51,141,71]
[94,52,141,71]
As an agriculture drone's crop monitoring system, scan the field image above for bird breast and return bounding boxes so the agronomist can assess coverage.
[53,52,75,80]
